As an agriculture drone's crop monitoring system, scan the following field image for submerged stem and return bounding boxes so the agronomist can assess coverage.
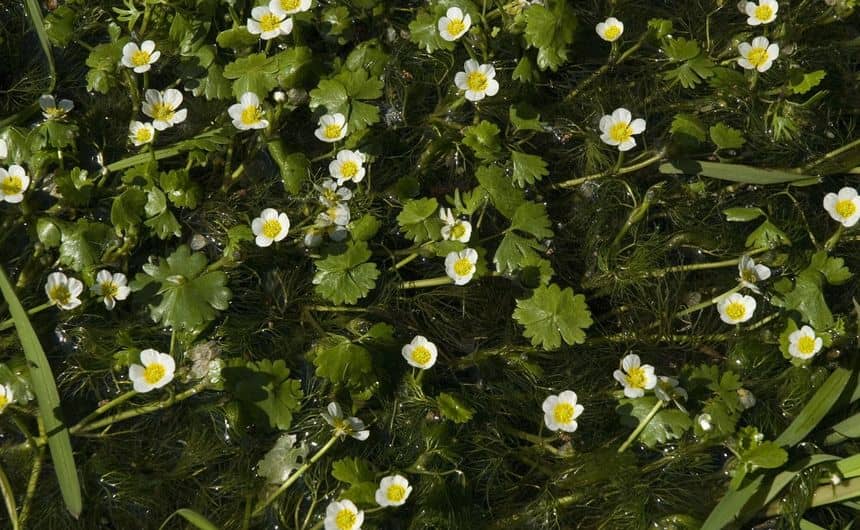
[618,399,664,453]
[556,150,664,188]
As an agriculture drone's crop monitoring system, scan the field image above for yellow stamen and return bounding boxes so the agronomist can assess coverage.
[101,281,119,299]
[131,50,151,67]
[747,47,770,68]
[335,509,356,530]
[609,121,633,143]
[49,285,71,306]
[340,161,359,179]
[603,25,621,40]
[553,402,575,424]
[135,127,153,143]
[724,301,746,321]
[797,335,817,355]
[836,199,857,219]
[324,124,343,139]
[0,394,8,410]
[150,102,175,123]
[261,219,282,239]
[241,105,263,126]
[280,0,300,10]
[754,5,773,21]
[1,176,23,196]
[411,346,432,365]
[625,366,647,389]
[387,484,407,502]
[453,257,473,277]
[466,71,488,92]
[143,363,166,385]
[450,223,466,240]
[446,18,466,37]
[259,13,282,33]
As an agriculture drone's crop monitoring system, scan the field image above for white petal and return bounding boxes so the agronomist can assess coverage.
[447,7,463,19]
[738,42,753,57]
[629,118,646,134]
[621,354,640,371]
[612,108,631,124]
[751,36,770,49]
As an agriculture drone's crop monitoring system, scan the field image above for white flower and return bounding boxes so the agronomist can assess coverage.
[402,335,438,370]
[439,208,472,243]
[322,402,370,441]
[128,349,176,393]
[788,325,823,360]
[324,499,363,530]
[454,60,500,102]
[445,248,478,285]
[121,40,161,73]
[39,94,73,120]
[45,272,84,310]
[315,113,348,143]
[697,413,713,432]
[142,89,188,130]
[247,6,293,40]
[542,390,584,432]
[317,203,351,230]
[738,255,771,292]
[599,108,646,151]
[0,165,30,204]
[270,0,312,15]
[823,187,860,227]
[375,475,412,507]
[229,92,269,131]
[329,150,366,185]
[745,0,779,25]
[438,7,471,41]
[251,208,290,247]
[654,376,688,402]
[717,293,757,324]
[595,17,624,42]
[613,354,657,399]
[0,139,7,159]
[129,121,155,147]
[737,388,757,409]
[319,179,353,206]
[0,384,14,414]
[257,433,309,484]
[92,270,131,310]
[738,36,779,72]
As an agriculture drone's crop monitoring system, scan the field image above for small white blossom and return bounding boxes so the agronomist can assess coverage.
[454,59,499,102]
[0,165,30,204]
[738,36,779,72]
[654,376,688,402]
[257,433,309,484]
[228,92,269,131]
[121,40,161,73]
[315,113,348,143]
[737,388,757,409]
[823,187,860,227]
[322,402,369,441]
[329,150,366,185]
[0,139,7,159]
[45,272,84,310]
[251,208,290,247]
[613,354,657,398]
[717,293,757,324]
[401,335,438,370]
[92,270,131,310]
[599,108,646,151]
[738,255,771,293]
[542,390,584,432]
[270,0,311,15]
[788,325,823,360]
[445,248,478,285]
[142,89,188,130]
[595,17,624,42]
[439,207,472,243]
[375,475,412,507]
[438,7,471,41]
[745,0,779,25]
[128,349,176,393]
[319,179,353,206]
[247,6,293,40]
[324,500,363,530]
[0,384,14,414]
[39,95,73,120]
[697,413,713,432]
[129,121,155,147]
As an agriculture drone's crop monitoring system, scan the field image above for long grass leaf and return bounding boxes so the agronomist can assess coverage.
[159,508,220,530]
[659,160,818,185]
[22,0,57,92]
[0,267,81,517]
[0,461,20,530]
[776,367,851,447]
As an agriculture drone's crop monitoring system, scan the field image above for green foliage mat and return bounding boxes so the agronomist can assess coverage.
[0,0,859,529]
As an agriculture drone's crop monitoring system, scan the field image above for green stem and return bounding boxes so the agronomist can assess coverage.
[618,399,664,453]
[501,425,571,457]
[252,435,339,517]
[18,442,45,529]
[0,461,19,530]
[556,150,664,188]
[674,284,743,319]
[563,35,647,104]
[73,390,138,431]
[306,305,370,314]
[0,303,54,332]
[393,252,419,270]
[801,137,860,173]
[636,248,768,279]
[398,276,454,290]
[824,225,844,252]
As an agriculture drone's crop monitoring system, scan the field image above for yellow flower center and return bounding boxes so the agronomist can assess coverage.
[101,281,119,299]
[1,176,23,195]
[387,484,407,503]
[609,121,633,143]
[625,366,648,389]
[335,509,356,530]
[261,219,282,239]
[411,346,432,365]
[450,223,466,240]
[324,124,343,139]
[340,161,359,179]
[724,301,747,321]
[453,257,474,277]
[135,127,153,143]
[241,105,264,126]
[835,199,857,219]
[446,18,466,36]
[143,362,166,385]
[49,285,71,305]
[280,0,300,10]
[151,102,175,122]
[754,5,773,21]
[603,25,621,40]
[259,12,282,33]
[0,394,8,410]
[797,335,817,355]
[44,107,65,118]
[466,71,488,92]
[747,47,770,68]
[553,402,575,424]
[131,50,152,67]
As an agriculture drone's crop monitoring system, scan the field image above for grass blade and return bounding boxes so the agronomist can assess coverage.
[0,267,81,517]
[701,474,765,530]
[0,461,20,530]
[659,160,818,185]
[776,367,851,447]
[159,508,220,530]
[22,0,57,92]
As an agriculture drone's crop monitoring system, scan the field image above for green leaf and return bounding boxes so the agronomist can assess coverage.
[0,267,82,517]
[513,283,593,350]
[346,40,390,77]
[475,165,525,219]
[145,210,182,240]
[670,114,707,143]
[250,359,303,431]
[163,509,220,530]
[510,151,549,187]
[494,232,542,274]
[723,207,764,222]
[273,47,313,88]
[131,245,232,332]
[523,3,577,71]
[437,392,476,424]
[745,219,790,249]
[617,397,692,448]
[462,121,502,161]
[509,105,543,132]
[44,5,76,46]
[312,242,380,305]
[267,142,308,194]
[160,169,201,209]
[216,27,258,49]
[36,218,61,247]
[710,123,746,150]
[223,53,279,98]
[810,250,852,285]
[331,457,377,505]
[660,160,818,185]
[337,68,383,100]
[744,442,788,469]
[771,257,836,329]
[512,56,538,83]
[510,202,553,239]
[662,37,700,61]
[409,10,454,53]
[350,215,381,242]
[663,55,715,89]
[397,198,442,243]
[58,220,116,272]
[647,18,673,40]
[313,339,373,387]
[309,78,349,114]
[85,41,124,94]
[776,367,851,447]
[347,100,380,132]
[788,70,826,95]
[111,188,147,234]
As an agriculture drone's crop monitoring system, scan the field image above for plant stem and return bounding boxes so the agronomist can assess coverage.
[306,305,370,314]
[824,225,844,252]
[0,461,19,530]
[398,276,454,289]
[636,248,768,279]
[0,303,54,332]
[393,252,419,269]
[618,399,664,453]
[674,284,743,319]
[801,137,860,173]
[18,441,45,528]
[564,35,647,104]
[501,425,571,457]
[73,390,138,431]
[252,435,339,517]
[555,150,664,188]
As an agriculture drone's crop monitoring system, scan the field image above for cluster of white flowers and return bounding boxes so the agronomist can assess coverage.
[322,471,414,529]
[0,164,30,204]
[303,179,353,247]
[43,270,130,312]
[128,84,188,147]
[247,0,307,41]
